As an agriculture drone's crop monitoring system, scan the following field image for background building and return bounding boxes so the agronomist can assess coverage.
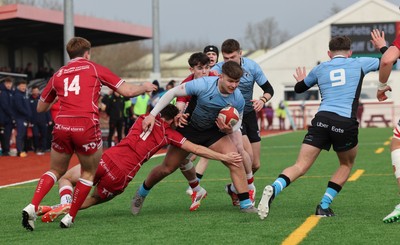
[254,0,399,129]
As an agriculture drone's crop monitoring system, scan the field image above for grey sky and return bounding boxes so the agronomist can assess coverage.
[74,0,400,48]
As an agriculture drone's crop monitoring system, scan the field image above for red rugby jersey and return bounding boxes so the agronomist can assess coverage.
[41,57,124,120]
[103,114,186,177]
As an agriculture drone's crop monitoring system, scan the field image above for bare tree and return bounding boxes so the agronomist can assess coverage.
[245,17,290,50]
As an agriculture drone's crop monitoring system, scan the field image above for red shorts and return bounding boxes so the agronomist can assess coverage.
[52,117,102,155]
[94,154,131,200]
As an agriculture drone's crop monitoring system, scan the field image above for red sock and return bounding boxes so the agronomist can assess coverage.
[188,179,199,189]
[59,186,73,198]
[31,171,57,211]
[247,176,254,185]
[68,178,92,221]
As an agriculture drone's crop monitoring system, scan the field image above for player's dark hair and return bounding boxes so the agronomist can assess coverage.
[160,104,179,121]
[66,37,91,59]
[222,61,243,80]
[221,39,241,54]
[188,52,210,68]
[329,36,351,51]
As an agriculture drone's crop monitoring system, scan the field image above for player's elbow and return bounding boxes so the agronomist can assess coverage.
[381,57,394,67]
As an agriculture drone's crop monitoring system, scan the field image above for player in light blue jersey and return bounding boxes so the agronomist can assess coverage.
[258,35,382,220]
[132,61,258,213]
[195,39,274,206]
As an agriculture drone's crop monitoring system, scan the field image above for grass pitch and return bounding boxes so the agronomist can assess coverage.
[2,127,399,244]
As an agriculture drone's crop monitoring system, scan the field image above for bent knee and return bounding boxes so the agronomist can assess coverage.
[252,163,260,173]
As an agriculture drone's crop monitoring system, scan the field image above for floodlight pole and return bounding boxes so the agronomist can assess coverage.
[150,0,161,82]
[64,0,74,64]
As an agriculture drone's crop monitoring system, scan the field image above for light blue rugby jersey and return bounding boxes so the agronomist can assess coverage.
[212,57,267,114]
[184,76,245,131]
[304,56,379,118]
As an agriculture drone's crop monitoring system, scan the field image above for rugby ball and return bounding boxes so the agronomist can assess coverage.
[218,106,240,126]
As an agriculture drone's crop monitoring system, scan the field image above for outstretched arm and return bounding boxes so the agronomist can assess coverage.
[117,82,157,98]
[180,140,242,167]
[142,84,188,132]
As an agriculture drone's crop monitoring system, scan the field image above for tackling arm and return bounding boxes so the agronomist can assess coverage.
[180,140,242,167]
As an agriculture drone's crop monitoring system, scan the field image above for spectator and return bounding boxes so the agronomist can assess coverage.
[29,86,51,155]
[131,92,151,122]
[102,91,125,147]
[0,77,15,156]
[13,80,32,157]
[123,97,133,137]
[276,101,286,130]
[264,102,274,130]
[257,98,266,131]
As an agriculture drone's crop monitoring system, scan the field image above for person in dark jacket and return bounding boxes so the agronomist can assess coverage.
[29,86,51,155]
[101,91,125,147]
[0,77,15,156]
[13,80,32,157]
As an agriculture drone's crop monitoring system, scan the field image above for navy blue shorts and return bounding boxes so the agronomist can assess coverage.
[240,110,261,143]
[303,111,359,152]
[176,124,227,147]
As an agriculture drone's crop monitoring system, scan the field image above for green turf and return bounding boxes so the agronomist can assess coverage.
[2,127,399,244]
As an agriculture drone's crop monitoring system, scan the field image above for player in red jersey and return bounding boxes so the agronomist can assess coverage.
[373,29,400,223]
[174,52,218,197]
[175,52,217,113]
[37,104,241,222]
[22,37,157,231]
